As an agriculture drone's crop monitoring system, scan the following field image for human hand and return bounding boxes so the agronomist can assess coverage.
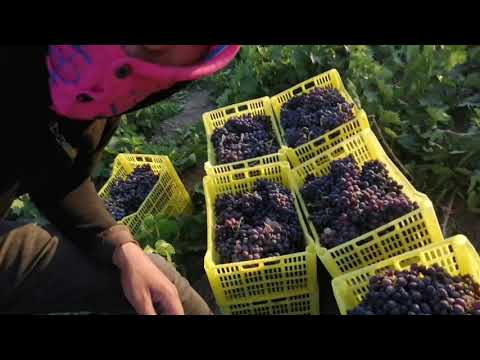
[113,242,184,315]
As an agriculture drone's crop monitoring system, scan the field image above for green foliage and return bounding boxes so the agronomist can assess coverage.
[8,195,49,226]
[135,189,207,278]
[203,45,348,106]
[144,240,176,263]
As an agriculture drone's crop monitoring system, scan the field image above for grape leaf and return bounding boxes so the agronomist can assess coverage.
[459,94,480,108]
[380,110,402,126]
[467,190,480,212]
[426,107,451,125]
[383,127,399,139]
[464,73,480,89]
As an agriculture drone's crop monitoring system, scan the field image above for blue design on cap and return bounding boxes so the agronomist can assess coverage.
[204,45,228,62]
[48,45,92,85]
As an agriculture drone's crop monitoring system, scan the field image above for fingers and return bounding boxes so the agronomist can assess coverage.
[152,286,185,315]
[140,299,157,316]
[129,289,157,315]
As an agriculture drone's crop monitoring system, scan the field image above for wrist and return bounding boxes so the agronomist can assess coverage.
[97,224,140,267]
[113,241,141,269]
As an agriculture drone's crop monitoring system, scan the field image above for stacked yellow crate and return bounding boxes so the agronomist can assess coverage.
[202,98,319,315]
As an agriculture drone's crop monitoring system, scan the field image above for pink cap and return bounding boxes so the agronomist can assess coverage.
[47,45,240,120]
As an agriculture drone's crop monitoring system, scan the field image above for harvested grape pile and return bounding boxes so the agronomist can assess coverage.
[280,88,355,148]
[349,264,480,315]
[214,180,303,263]
[104,165,159,221]
[301,156,418,249]
[211,115,280,164]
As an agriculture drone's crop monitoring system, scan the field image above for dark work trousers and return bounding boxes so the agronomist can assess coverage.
[0,220,213,315]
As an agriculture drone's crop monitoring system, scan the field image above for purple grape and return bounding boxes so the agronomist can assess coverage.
[348,265,480,316]
[280,88,355,148]
[104,164,158,221]
[301,156,419,249]
[211,115,280,164]
[214,180,303,264]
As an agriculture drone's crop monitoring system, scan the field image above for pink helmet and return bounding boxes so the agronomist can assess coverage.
[47,45,240,120]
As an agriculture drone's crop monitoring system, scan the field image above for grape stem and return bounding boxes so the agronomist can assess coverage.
[441,189,457,236]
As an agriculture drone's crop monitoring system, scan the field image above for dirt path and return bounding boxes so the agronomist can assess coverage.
[440,199,480,250]
[154,90,215,140]
[153,88,222,313]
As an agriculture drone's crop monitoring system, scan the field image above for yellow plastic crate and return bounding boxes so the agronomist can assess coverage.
[270,69,370,160]
[203,96,286,176]
[283,110,370,167]
[332,235,480,315]
[98,154,191,236]
[219,291,319,315]
[203,161,319,315]
[291,129,444,277]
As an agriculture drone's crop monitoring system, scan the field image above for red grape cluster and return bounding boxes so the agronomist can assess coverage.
[211,115,280,164]
[104,165,159,221]
[300,156,418,249]
[214,180,303,263]
[349,264,480,315]
[280,88,355,148]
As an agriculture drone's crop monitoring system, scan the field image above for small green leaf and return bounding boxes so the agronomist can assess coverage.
[472,109,480,127]
[468,172,480,193]
[418,95,444,108]
[455,167,472,176]
[345,79,362,108]
[383,127,399,139]
[187,153,197,165]
[464,72,480,89]
[380,110,402,126]
[144,245,155,254]
[155,240,176,256]
[459,94,480,108]
[397,134,420,152]
[448,49,468,69]
[426,107,451,125]
[467,190,480,211]
[194,183,204,196]
[430,165,455,177]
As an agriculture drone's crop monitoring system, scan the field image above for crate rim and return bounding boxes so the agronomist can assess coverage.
[202,96,285,170]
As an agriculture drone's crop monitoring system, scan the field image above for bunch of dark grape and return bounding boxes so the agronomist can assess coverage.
[348,264,480,315]
[104,198,126,221]
[104,165,159,221]
[214,180,303,263]
[300,156,418,249]
[211,115,280,164]
[280,88,355,148]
